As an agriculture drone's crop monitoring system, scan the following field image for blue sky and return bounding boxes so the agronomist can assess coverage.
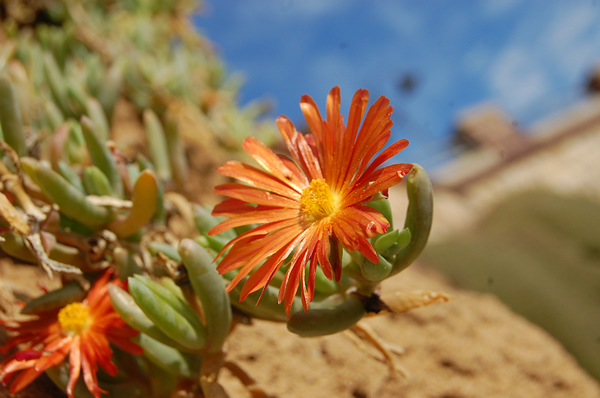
[194,0,600,168]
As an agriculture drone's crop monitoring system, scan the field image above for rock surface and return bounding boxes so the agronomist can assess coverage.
[221,264,600,398]
[1,260,599,398]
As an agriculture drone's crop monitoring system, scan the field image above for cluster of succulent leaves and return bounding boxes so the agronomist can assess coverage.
[0,1,435,397]
[0,0,272,396]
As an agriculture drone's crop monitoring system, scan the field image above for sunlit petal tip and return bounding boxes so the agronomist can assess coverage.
[224,280,236,294]
[329,85,341,95]
[351,88,369,106]
[242,135,256,144]
[299,93,314,105]
[327,86,341,105]
[275,115,293,130]
[207,225,219,237]
[300,95,324,134]
[356,87,369,97]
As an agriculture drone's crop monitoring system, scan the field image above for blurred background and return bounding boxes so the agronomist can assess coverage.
[196,0,600,167]
[196,0,600,382]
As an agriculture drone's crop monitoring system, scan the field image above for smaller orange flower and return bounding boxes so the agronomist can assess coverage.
[0,270,142,398]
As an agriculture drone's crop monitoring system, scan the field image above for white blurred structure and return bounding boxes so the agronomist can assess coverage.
[392,66,600,242]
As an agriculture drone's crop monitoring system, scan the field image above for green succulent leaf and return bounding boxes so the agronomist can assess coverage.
[128,276,205,351]
[107,284,185,350]
[179,239,231,354]
[22,282,85,315]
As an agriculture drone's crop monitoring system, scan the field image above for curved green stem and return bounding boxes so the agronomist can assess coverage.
[391,164,433,276]
[287,295,366,337]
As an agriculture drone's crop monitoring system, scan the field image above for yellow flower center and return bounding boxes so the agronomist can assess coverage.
[300,179,337,220]
[58,302,90,335]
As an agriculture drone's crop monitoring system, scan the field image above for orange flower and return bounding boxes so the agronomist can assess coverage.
[209,86,413,314]
[0,270,142,398]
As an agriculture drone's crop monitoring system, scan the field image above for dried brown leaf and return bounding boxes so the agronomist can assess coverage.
[0,192,29,235]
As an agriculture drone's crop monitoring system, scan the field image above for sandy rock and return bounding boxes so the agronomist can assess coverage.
[221,265,600,398]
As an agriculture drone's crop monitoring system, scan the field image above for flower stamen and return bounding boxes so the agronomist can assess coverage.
[300,179,336,220]
[58,302,90,335]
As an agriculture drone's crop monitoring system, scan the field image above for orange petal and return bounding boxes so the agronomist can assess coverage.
[296,132,323,180]
[85,269,113,308]
[221,224,305,284]
[211,197,251,217]
[209,208,299,236]
[354,233,379,264]
[355,163,414,189]
[330,217,360,252]
[276,116,304,168]
[338,205,389,237]
[220,225,301,274]
[344,96,393,184]
[300,94,324,147]
[243,137,305,193]
[218,161,301,199]
[0,358,37,375]
[214,218,301,260]
[356,95,392,146]
[355,130,392,179]
[277,154,309,187]
[277,227,324,313]
[315,226,332,280]
[319,122,338,182]
[332,216,379,263]
[81,343,106,398]
[345,89,369,148]
[334,88,369,191]
[8,367,43,395]
[279,249,309,314]
[326,86,341,132]
[66,337,81,398]
[300,262,310,312]
[41,334,71,354]
[215,183,300,208]
[357,139,409,185]
[323,87,342,174]
[84,333,118,381]
[345,163,412,204]
[239,231,305,301]
[331,238,342,281]
[35,338,71,372]
[276,120,323,181]
[304,244,323,306]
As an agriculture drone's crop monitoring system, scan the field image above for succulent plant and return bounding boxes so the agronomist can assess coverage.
[0,1,444,397]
